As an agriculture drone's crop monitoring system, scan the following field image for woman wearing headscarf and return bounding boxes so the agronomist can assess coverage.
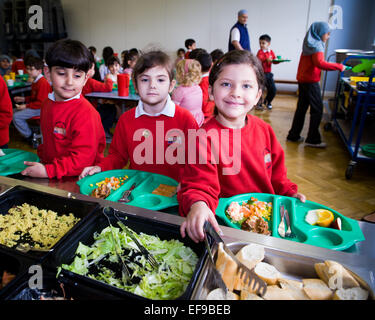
[287,21,345,148]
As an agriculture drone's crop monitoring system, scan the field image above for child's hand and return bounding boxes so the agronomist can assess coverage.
[21,162,48,178]
[266,57,273,63]
[14,96,25,103]
[79,166,101,180]
[15,104,27,110]
[180,201,223,243]
[291,192,306,203]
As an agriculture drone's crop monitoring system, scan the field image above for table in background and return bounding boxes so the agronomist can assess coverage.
[85,90,140,113]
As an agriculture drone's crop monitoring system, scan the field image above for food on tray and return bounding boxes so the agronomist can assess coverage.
[152,184,177,197]
[207,243,371,300]
[90,176,128,199]
[0,203,80,249]
[0,270,16,289]
[59,225,198,300]
[305,209,334,227]
[226,197,272,235]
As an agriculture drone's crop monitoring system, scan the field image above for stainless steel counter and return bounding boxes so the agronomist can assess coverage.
[1,175,374,293]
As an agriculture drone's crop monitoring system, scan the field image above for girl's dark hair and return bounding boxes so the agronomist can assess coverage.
[25,56,44,70]
[45,39,91,73]
[209,50,265,91]
[132,50,174,89]
[106,55,120,67]
[102,46,114,65]
[210,49,224,63]
[122,50,139,69]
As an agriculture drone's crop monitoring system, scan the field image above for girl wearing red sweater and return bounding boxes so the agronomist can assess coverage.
[0,76,13,148]
[287,22,344,148]
[179,50,305,243]
[79,50,199,182]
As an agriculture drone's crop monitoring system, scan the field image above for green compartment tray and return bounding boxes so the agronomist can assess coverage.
[215,193,365,251]
[272,59,291,63]
[0,148,39,176]
[77,169,178,211]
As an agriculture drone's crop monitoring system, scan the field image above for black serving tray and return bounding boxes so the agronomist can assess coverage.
[1,266,125,300]
[0,185,100,261]
[47,207,209,300]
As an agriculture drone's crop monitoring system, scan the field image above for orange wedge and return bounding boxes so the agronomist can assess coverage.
[316,209,334,227]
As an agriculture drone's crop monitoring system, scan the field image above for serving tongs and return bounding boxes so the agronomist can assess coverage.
[112,210,159,270]
[102,207,131,285]
[15,243,53,253]
[204,221,267,296]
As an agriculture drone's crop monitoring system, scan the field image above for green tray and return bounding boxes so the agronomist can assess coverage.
[272,59,291,63]
[77,169,178,211]
[216,193,365,251]
[0,148,39,176]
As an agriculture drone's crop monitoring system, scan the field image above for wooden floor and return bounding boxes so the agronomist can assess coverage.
[8,94,375,221]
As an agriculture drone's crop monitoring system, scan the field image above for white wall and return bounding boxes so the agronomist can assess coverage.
[61,0,332,81]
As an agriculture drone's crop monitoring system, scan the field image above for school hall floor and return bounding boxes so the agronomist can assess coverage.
[8,94,375,221]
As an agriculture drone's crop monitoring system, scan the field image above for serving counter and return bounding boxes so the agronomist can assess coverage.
[0,175,374,298]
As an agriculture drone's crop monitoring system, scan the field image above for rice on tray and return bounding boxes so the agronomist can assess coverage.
[0,203,80,249]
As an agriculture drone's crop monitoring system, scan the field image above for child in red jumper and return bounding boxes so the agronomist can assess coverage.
[179,50,306,242]
[79,50,199,182]
[13,57,51,143]
[21,39,106,179]
[0,76,13,149]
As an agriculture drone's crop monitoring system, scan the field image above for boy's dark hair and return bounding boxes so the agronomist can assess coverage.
[45,39,91,73]
[189,48,207,60]
[25,56,44,70]
[102,46,114,65]
[88,46,96,53]
[129,48,139,55]
[209,50,265,91]
[177,48,185,55]
[132,50,173,90]
[106,55,120,67]
[210,49,224,63]
[194,52,212,73]
[259,34,271,42]
[185,38,196,49]
[122,50,139,69]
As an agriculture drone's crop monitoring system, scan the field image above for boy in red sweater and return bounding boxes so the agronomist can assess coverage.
[21,39,106,179]
[0,76,13,148]
[79,50,199,182]
[13,57,51,143]
[256,34,278,110]
[179,50,305,242]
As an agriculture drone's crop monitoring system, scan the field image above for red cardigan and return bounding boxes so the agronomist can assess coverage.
[178,115,298,216]
[26,76,51,110]
[37,95,106,179]
[256,49,276,73]
[0,77,13,146]
[199,76,215,118]
[297,51,343,83]
[98,105,199,182]
[82,77,113,96]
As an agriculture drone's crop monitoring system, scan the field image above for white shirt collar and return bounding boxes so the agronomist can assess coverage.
[33,74,43,83]
[135,95,175,118]
[262,48,271,53]
[202,73,209,78]
[48,91,81,102]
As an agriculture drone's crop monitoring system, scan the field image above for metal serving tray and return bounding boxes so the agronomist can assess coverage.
[191,241,375,300]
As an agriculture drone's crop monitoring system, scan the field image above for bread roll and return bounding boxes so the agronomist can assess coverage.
[333,287,369,300]
[278,278,303,290]
[240,289,264,300]
[235,243,265,270]
[206,288,239,300]
[215,243,238,291]
[302,278,333,300]
[324,260,359,289]
[262,285,295,300]
[254,262,281,285]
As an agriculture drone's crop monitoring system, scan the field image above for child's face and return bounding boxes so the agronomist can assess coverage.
[25,66,41,79]
[136,65,175,112]
[46,66,88,101]
[189,43,196,50]
[128,58,137,69]
[0,59,10,69]
[178,51,185,58]
[109,62,120,75]
[321,32,330,42]
[209,63,262,125]
[259,40,270,51]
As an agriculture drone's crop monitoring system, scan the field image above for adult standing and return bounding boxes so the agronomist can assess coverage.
[228,9,250,52]
[286,21,344,148]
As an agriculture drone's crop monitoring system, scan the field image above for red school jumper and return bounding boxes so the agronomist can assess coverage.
[82,77,113,108]
[98,105,199,182]
[26,76,51,110]
[178,115,298,216]
[0,77,13,146]
[199,75,215,119]
[256,49,276,74]
[37,95,106,179]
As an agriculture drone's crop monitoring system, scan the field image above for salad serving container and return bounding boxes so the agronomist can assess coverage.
[215,193,365,251]
[77,169,178,211]
[47,207,209,300]
[0,186,100,260]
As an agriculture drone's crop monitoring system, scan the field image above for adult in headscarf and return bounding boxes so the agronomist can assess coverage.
[286,21,345,148]
[0,54,11,76]
[228,9,250,52]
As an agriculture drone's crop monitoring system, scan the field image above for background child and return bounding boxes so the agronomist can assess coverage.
[172,59,204,127]
[175,48,185,67]
[122,50,139,76]
[287,22,344,148]
[256,34,278,110]
[0,54,11,76]
[11,49,26,74]
[79,50,199,182]
[21,39,106,179]
[13,56,51,144]
[0,76,13,149]
[178,50,305,242]
[99,46,114,80]
[106,55,121,84]
[184,38,196,59]
[210,49,224,65]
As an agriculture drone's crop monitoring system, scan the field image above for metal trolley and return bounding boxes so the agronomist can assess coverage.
[331,55,375,179]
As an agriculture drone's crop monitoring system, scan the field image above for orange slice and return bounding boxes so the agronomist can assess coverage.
[316,209,334,227]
